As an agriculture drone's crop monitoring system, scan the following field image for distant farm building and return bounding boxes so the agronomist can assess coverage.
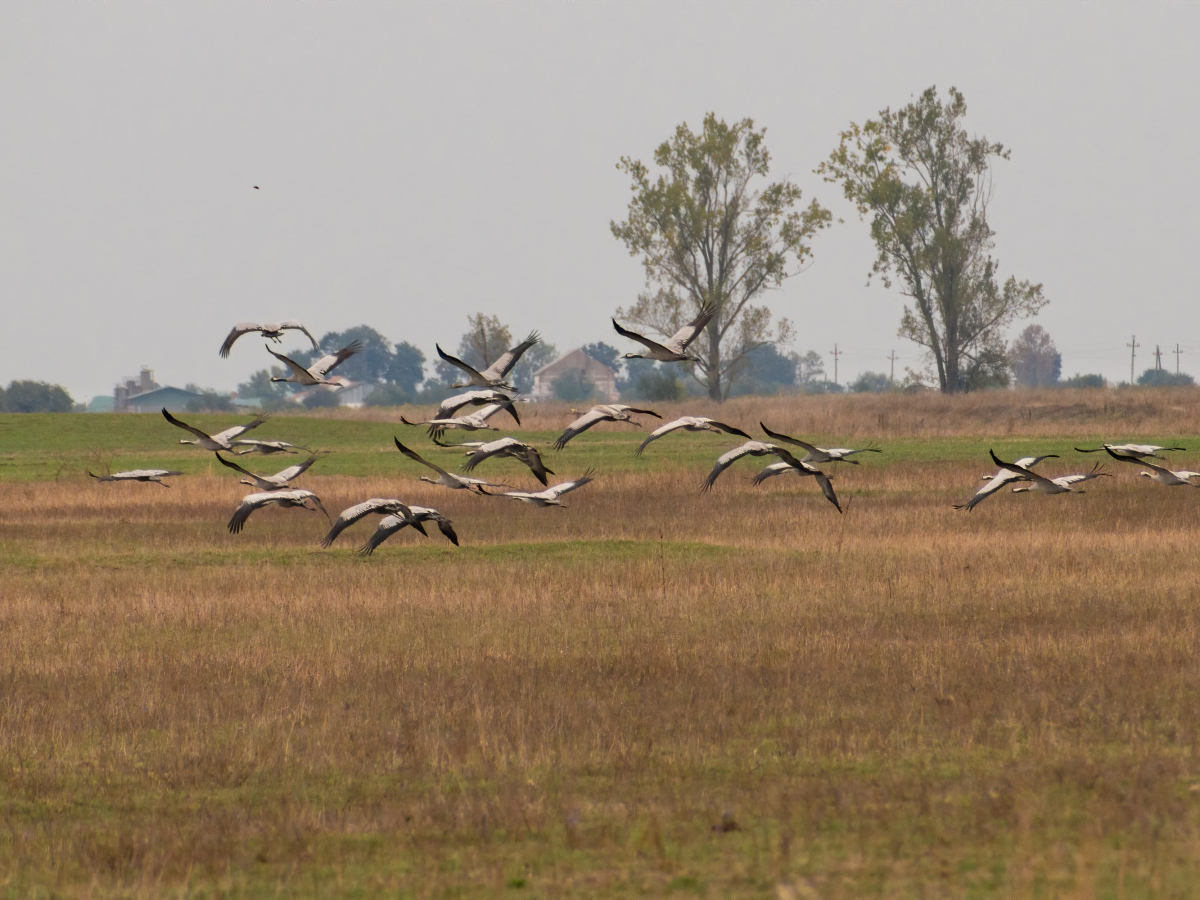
[109,368,204,412]
[112,367,159,411]
[124,386,205,413]
[290,377,373,408]
[531,349,619,402]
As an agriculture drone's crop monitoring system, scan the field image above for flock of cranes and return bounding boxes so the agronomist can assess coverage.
[85,318,1196,550]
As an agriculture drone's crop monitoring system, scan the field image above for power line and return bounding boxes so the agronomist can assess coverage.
[1127,334,1140,384]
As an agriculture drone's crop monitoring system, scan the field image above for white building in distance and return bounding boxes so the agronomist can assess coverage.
[531,349,619,402]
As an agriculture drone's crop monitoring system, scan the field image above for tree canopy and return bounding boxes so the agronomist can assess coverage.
[819,86,1046,393]
[612,113,831,401]
[1,380,74,413]
[1137,368,1195,387]
[292,325,426,389]
[1009,325,1061,388]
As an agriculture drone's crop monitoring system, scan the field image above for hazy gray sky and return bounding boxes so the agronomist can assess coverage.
[3,3,1197,401]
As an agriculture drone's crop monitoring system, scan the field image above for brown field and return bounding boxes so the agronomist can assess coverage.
[4,389,1200,897]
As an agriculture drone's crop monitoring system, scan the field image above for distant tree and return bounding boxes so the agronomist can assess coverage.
[551,370,599,403]
[964,345,1011,391]
[299,325,393,384]
[616,358,656,397]
[236,368,295,410]
[745,344,796,387]
[1137,368,1195,387]
[364,384,414,407]
[629,369,687,402]
[850,371,892,393]
[293,326,425,389]
[3,380,74,413]
[184,390,236,413]
[802,380,844,395]
[1060,373,1106,389]
[729,344,797,397]
[581,342,621,371]
[820,86,1047,393]
[612,113,831,401]
[302,389,341,409]
[1009,324,1061,388]
[386,342,426,392]
[792,350,825,386]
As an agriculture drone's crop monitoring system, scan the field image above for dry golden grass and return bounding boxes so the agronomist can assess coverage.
[4,390,1200,896]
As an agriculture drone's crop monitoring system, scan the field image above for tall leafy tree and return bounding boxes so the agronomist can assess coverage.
[386,342,426,393]
[1009,325,1061,388]
[3,380,74,412]
[236,368,295,409]
[792,350,825,386]
[612,114,831,401]
[295,326,424,388]
[819,86,1046,393]
[308,325,394,384]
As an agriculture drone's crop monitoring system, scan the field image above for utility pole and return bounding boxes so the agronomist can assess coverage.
[888,350,898,386]
[829,344,842,386]
[1128,334,1139,384]
[1155,345,1163,371]
[1174,343,1184,374]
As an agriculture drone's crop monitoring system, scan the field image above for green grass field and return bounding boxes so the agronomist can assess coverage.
[5,393,1200,897]
[4,407,1194,481]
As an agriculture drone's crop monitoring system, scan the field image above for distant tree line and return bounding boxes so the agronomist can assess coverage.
[0,381,74,412]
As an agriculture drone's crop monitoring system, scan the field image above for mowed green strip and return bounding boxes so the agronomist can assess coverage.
[0,537,748,573]
[3,412,1194,482]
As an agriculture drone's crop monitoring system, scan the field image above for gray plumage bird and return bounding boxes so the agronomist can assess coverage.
[954,454,1057,511]
[1076,442,1186,461]
[268,341,362,387]
[490,469,597,507]
[1011,461,1111,493]
[87,469,183,487]
[400,402,514,435]
[749,459,843,513]
[635,416,750,456]
[216,453,317,491]
[462,437,554,486]
[162,408,270,452]
[759,423,882,464]
[228,439,311,456]
[359,506,459,555]
[1102,448,1200,485]
[612,305,714,363]
[701,441,805,493]
[394,439,509,492]
[227,489,330,534]
[219,321,319,358]
[553,405,662,450]
[320,498,419,548]
[435,332,540,391]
